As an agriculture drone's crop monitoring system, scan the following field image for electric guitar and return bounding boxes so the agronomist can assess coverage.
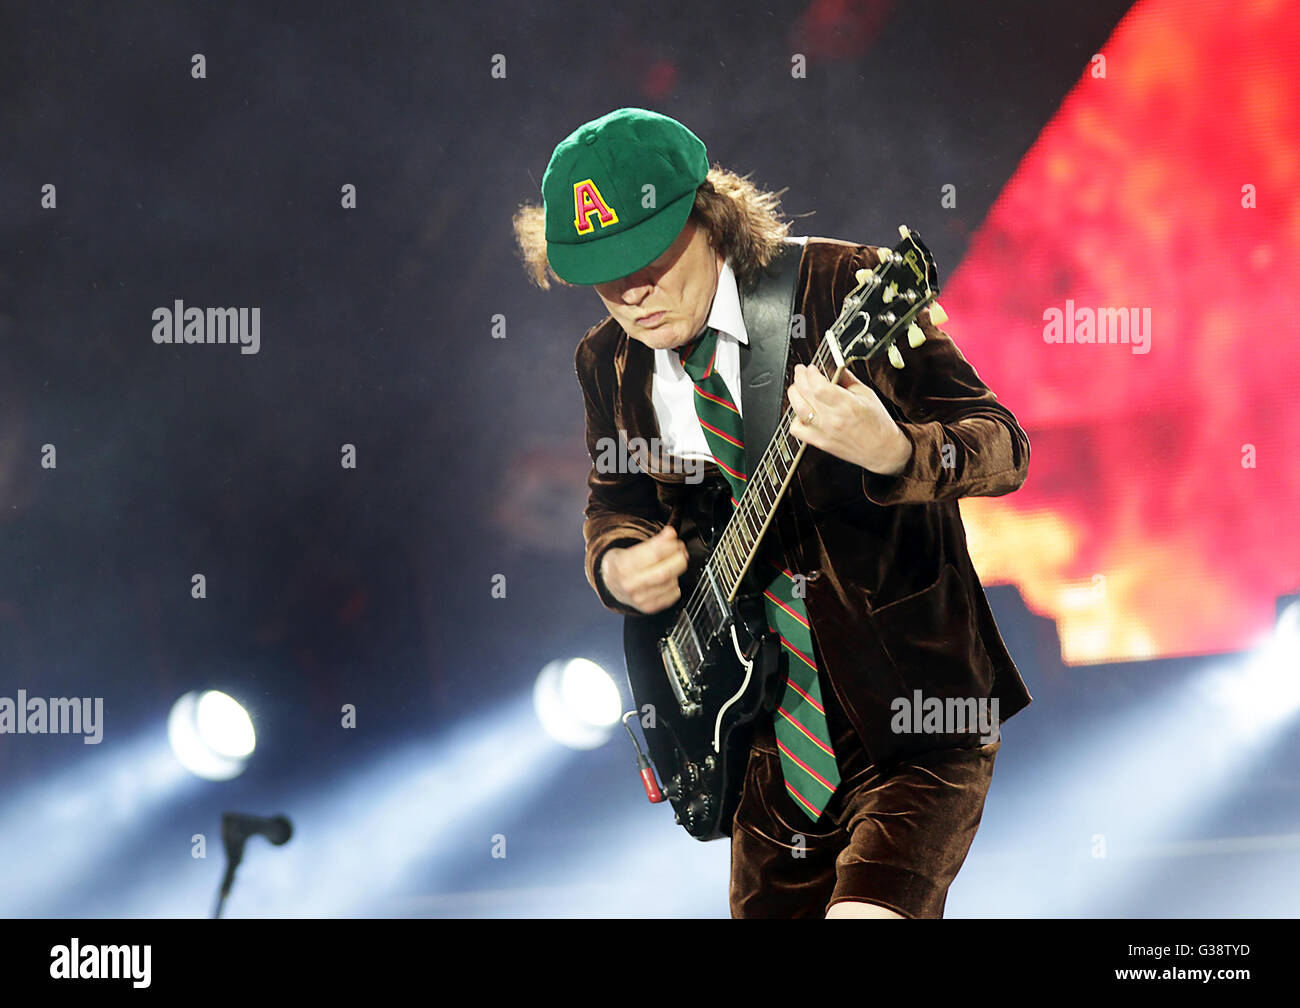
[622,226,941,840]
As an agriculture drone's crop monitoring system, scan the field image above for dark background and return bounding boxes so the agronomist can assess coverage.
[1,0,1296,917]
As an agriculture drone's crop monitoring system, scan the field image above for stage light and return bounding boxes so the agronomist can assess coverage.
[1210,645,1300,737]
[167,690,256,781]
[1211,597,1300,728]
[533,657,623,750]
[1231,597,1300,720]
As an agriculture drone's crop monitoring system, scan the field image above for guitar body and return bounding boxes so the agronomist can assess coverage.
[621,478,787,841]
[623,591,784,841]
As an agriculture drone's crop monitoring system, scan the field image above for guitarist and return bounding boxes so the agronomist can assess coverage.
[513,108,1033,919]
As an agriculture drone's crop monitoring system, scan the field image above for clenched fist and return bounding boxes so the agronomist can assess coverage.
[600,525,689,614]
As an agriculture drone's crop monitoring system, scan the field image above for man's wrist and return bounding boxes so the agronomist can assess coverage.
[594,539,638,610]
[869,424,914,476]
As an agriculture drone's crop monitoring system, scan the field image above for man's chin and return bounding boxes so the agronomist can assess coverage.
[629,323,689,350]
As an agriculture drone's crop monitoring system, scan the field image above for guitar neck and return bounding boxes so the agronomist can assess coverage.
[702,333,844,605]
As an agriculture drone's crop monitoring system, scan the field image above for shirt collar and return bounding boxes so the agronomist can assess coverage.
[705,259,748,345]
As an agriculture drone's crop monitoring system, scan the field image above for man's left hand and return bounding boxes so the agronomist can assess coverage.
[787,363,913,476]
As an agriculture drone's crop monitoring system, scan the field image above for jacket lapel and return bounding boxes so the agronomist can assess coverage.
[616,331,659,444]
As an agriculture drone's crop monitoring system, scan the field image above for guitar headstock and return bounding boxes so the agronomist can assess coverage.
[833,225,944,370]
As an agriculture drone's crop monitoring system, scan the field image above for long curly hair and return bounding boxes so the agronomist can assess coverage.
[512,166,792,290]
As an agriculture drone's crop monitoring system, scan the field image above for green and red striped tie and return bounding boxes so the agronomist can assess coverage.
[676,327,841,823]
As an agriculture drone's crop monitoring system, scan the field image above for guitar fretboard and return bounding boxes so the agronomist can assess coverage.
[682,320,853,651]
[709,341,837,598]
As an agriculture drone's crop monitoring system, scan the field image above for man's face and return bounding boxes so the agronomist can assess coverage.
[592,218,722,351]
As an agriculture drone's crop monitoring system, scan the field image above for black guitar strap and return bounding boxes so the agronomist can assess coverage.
[737,236,806,479]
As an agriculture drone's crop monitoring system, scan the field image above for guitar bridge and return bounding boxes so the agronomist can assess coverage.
[659,633,703,717]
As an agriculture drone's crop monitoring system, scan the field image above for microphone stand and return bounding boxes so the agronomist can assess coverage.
[211,812,292,918]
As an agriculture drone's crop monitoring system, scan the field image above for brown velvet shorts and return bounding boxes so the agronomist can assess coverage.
[729,669,1001,919]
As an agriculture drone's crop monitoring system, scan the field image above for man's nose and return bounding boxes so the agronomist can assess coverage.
[620,271,655,302]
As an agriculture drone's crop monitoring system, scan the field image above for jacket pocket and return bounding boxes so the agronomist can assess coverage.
[870,562,995,702]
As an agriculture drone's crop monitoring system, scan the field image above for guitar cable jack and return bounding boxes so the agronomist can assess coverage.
[622,711,665,804]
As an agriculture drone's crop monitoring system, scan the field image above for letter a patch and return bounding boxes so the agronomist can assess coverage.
[573,179,618,234]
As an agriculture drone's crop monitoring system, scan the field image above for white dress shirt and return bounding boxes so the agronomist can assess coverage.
[650,259,749,462]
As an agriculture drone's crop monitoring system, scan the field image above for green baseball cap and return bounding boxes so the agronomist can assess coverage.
[541,108,709,285]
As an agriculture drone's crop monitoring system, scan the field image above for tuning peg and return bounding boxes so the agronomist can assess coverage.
[887,344,905,369]
[882,282,897,304]
[855,268,870,284]
[877,247,892,265]
[898,224,911,239]
[907,322,925,348]
[927,302,948,326]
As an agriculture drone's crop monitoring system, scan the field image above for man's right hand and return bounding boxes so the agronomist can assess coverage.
[600,525,690,614]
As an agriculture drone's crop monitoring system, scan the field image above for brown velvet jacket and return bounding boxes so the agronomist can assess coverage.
[575,236,1032,768]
